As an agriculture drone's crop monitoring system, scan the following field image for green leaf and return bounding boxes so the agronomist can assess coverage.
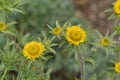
[46,69,52,80]
[56,20,61,27]
[94,30,103,39]
[85,58,96,68]
[40,56,48,61]
[63,21,68,28]
[47,24,53,30]
[3,30,16,37]
[110,31,117,39]
[42,31,47,41]
[108,14,117,20]
[0,63,5,71]
[7,21,17,27]
[58,40,66,48]
[7,7,24,14]
[105,29,109,37]
[48,47,56,54]
[105,48,109,57]
[104,8,113,13]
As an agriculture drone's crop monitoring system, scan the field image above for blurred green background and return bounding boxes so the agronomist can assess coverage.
[16,0,81,33]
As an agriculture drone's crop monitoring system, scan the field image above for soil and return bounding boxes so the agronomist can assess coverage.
[72,0,115,35]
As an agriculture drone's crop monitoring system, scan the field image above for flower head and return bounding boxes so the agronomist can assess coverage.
[114,0,120,15]
[0,22,6,31]
[52,27,61,35]
[115,62,120,73]
[23,41,45,60]
[65,26,86,45]
[101,38,110,47]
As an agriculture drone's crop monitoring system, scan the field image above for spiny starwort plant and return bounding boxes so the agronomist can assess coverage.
[1,0,120,80]
[0,0,24,43]
[0,0,52,80]
[46,1,120,79]
[19,39,53,80]
[47,21,64,39]
[48,21,88,80]
[0,0,24,22]
[92,30,117,57]
[0,0,24,80]
[0,40,20,80]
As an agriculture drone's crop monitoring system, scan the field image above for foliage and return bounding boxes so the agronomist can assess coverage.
[0,0,120,80]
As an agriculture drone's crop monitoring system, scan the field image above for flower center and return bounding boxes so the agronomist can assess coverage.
[118,5,120,11]
[70,30,82,41]
[0,23,5,29]
[103,38,109,43]
[0,24,4,27]
[27,46,40,55]
[53,27,61,35]
[102,38,110,46]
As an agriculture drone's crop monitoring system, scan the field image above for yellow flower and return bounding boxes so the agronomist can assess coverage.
[114,0,120,15]
[23,41,45,60]
[0,22,6,31]
[101,38,110,47]
[115,62,120,73]
[53,27,61,35]
[65,26,86,45]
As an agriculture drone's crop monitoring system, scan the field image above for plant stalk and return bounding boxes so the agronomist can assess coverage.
[77,47,85,80]
[1,68,8,80]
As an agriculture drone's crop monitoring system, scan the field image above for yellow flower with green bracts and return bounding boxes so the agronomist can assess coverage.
[94,30,117,48]
[0,22,6,31]
[115,62,120,73]
[23,41,45,60]
[114,0,120,15]
[101,38,110,47]
[65,26,86,45]
[52,27,62,35]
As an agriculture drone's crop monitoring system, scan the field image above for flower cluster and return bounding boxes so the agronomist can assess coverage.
[23,24,87,60]
[113,0,120,74]
[1,0,120,79]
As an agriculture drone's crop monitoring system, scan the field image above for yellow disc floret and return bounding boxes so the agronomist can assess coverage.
[23,41,45,60]
[101,38,110,47]
[115,62,120,73]
[65,26,86,45]
[53,27,61,35]
[0,22,6,31]
[114,0,120,15]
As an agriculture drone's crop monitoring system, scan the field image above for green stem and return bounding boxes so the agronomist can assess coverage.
[39,59,44,74]
[116,45,120,61]
[1,68,8,80]
[115,17,118,27]
[83,49,93,61]
[77,47,85,80]
[27,60,33,70]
